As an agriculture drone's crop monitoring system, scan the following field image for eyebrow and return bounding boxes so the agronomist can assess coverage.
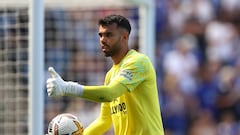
[98,31,112,36]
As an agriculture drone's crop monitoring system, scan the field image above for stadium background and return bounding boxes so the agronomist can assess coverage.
[0,0,240,135]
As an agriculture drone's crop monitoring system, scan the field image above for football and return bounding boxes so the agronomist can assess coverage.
[48,113,84,135]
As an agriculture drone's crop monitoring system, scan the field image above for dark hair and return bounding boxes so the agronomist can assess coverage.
[98,14,131,34]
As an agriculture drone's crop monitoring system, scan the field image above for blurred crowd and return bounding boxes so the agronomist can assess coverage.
[156,0,240,135]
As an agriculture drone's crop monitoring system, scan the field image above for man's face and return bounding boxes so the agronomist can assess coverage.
[98,23,122,57]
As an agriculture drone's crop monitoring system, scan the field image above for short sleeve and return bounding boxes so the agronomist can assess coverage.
[113,57,148,92]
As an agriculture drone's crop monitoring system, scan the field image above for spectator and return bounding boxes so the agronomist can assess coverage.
[163,34,199,95]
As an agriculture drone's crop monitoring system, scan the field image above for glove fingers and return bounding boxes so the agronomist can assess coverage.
[48,67,60,78]
[47,86,57,97]
[46,68,65,97]
[47,88,54,96]
[46,78,56,97]
[47,78,55,86]
[46,83,53,89]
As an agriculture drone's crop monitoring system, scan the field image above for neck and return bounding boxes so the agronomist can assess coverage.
[112,48,129,65]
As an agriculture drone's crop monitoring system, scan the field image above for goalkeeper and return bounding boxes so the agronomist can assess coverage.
[46,14,164,135]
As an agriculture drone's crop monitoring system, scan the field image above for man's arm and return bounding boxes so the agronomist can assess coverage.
[84,102,112,135]
[47,67,128,102]
[81,81,127,102]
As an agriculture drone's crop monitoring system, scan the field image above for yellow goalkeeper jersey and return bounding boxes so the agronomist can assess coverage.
[103,49,164,135]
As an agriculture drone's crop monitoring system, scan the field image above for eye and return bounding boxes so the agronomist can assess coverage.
[105,32,112,37]
[98,32,112,38]
[98,33,102,37]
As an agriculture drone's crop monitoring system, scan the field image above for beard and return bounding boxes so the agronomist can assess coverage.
[102,37,121,57]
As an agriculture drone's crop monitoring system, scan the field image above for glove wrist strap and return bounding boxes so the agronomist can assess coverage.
[64,81,84,96]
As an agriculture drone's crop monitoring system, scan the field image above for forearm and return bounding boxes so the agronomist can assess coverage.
[81,82,127,102]
[84,117,112,135]
[84,102,112,135]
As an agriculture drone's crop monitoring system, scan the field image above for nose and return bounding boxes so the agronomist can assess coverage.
[100,36,107,44]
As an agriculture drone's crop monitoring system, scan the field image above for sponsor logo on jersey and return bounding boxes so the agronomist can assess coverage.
[111,102,127,114]
[120,70,133,81]
[111,98,127,115]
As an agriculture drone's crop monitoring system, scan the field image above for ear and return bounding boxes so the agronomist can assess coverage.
[122,31,129,41]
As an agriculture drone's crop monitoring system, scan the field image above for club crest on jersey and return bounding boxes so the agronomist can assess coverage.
[120,70,133,81]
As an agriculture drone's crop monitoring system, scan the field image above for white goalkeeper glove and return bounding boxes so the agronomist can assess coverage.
[46,67,84,97]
